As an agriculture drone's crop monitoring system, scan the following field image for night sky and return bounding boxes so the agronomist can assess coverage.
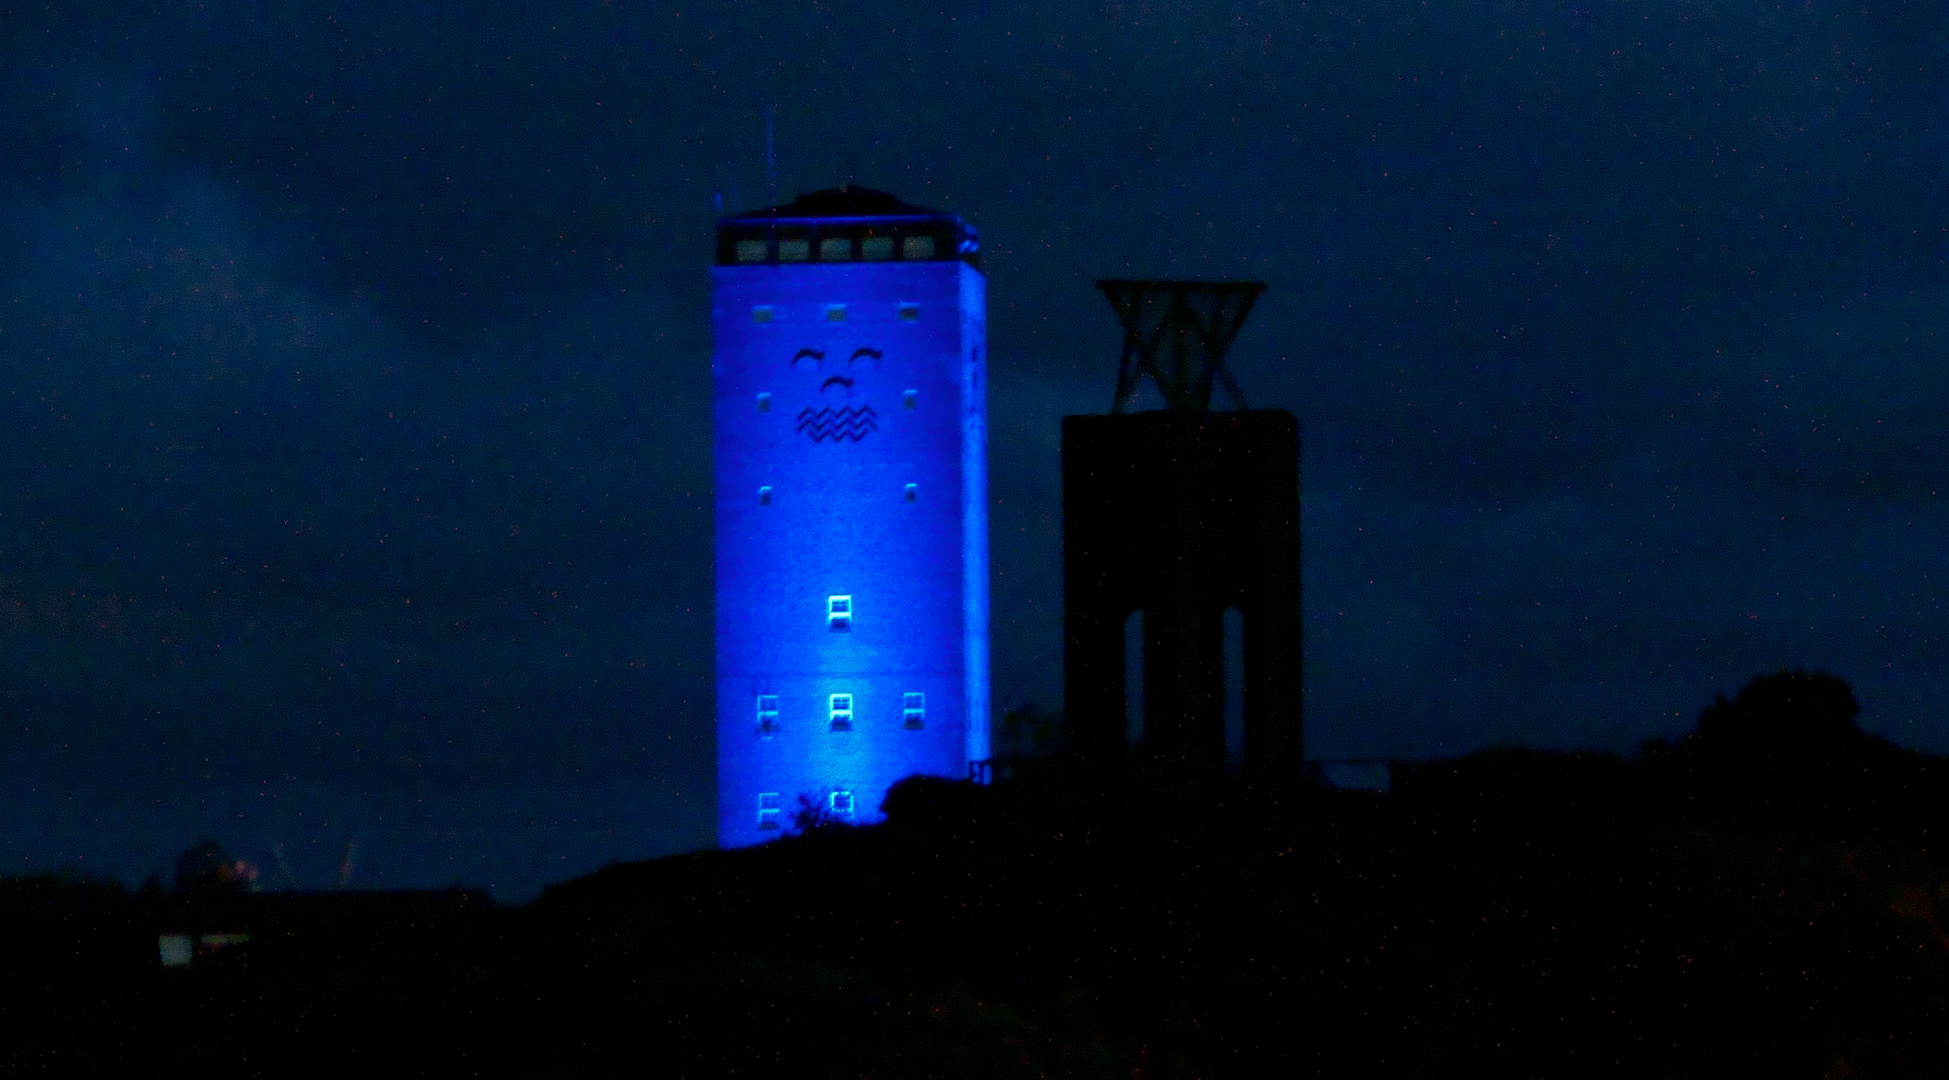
[2,1,1944,899]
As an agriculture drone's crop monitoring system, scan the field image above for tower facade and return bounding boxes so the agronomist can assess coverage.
[713,187,989,847]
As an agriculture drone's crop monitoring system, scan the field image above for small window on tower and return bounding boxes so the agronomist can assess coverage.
[903,692,925,730]
[778,238,810,262]
[751,305,775,325]
[756,694,779,736]
[758,486,773,506]
[862,236,893,260]
[825,304,847,323]
[829,789,855,818]
[898,303,920,323]
[736,240,768,263]
[903,483,917,503]
[757,792,781,830]
[903,235,935,259]
[902,389,917,410]
[829,694,854,732]
[819,237,851,261]
[756,392,771,411]
[827,595,852,632]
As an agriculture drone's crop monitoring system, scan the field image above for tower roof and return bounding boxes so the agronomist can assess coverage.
[716,186,980,269]
[726,185,943,222]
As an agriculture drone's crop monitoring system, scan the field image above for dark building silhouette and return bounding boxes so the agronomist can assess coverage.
[1063,281,1302,790]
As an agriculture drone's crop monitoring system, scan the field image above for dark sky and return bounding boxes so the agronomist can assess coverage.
[2,0,1944,899]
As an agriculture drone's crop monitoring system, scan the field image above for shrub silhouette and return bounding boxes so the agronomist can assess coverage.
[879,775,984,832]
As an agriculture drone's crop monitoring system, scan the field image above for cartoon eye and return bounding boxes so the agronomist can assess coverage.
[792,347,825,367]
[849,347,883,366]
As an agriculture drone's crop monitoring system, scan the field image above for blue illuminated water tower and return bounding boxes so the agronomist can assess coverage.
[713,186,989,847]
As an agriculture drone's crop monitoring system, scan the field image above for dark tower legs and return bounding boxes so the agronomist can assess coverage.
[1062,410,1301,792]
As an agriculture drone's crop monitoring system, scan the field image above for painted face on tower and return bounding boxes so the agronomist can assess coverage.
[792,343,884,443]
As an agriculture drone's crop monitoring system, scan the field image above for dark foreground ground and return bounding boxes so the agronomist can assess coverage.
[7,752,1949,1078]
[9,669,1949,1078]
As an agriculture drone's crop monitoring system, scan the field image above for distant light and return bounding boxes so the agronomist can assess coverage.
[758,485,773,505]
[819,237,851,261]
[751,305,775,325]
[902,235,935,259]
[862,236,893,260]
[158,934,192,967]
[902,389,917,410]
[903,482,918,503]
[827,594,852,631]
[825,304,847,323]
[756,391,771,411]
[897,302,920,322]
[779,239,810,262]
[736,239,767,263]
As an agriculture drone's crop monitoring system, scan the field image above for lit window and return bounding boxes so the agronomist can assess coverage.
[902,389,917,410]
[825,304,847,323]
[778,238,810,262]
[827,595,851,631]
[903,483,917,503]
[756,694,779,736]
[829,789,855,818]
[756,391,771,411]
[903,235,935,259]
[819,237,851,261]
[862,236,893,260]
[897,303,919,322]
[903,692,925,730]
[751,305,774,325]
[829,693,853,732]
[757,792,781,829]
[758,486,772,506]
[736,239,768,263]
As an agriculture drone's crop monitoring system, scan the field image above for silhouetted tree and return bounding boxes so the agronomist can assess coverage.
[173,839,258,894]
[789,793,854,835]
[1681,669,1872,828]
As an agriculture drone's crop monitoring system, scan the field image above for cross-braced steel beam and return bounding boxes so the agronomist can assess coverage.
[1097,280,1267,413]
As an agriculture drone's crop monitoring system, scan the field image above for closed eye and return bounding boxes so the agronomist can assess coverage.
[849,347,884,365]
[792,347,825,366]
[820,375,856,392]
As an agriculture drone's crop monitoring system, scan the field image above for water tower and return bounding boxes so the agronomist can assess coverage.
[712,186,989,846]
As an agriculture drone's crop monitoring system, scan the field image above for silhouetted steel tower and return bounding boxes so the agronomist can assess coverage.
[1063,280,1301,790]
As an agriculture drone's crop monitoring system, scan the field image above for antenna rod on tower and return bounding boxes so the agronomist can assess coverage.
[765,105,778,206]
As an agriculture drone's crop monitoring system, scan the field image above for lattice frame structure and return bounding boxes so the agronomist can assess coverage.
[1096,280,1267,413]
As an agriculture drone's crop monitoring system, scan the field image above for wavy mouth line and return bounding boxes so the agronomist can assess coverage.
[796,404,879,443]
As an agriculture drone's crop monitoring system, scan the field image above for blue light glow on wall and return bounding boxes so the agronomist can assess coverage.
[714,188,989,848]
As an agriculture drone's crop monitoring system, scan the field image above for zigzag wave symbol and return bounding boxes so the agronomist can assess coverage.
[797,404,878,443]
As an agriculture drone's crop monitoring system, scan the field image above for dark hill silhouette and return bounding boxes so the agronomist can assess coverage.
[7,672,1949,1076]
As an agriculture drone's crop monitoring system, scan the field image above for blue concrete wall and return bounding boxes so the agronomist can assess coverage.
[714,258,988,847]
